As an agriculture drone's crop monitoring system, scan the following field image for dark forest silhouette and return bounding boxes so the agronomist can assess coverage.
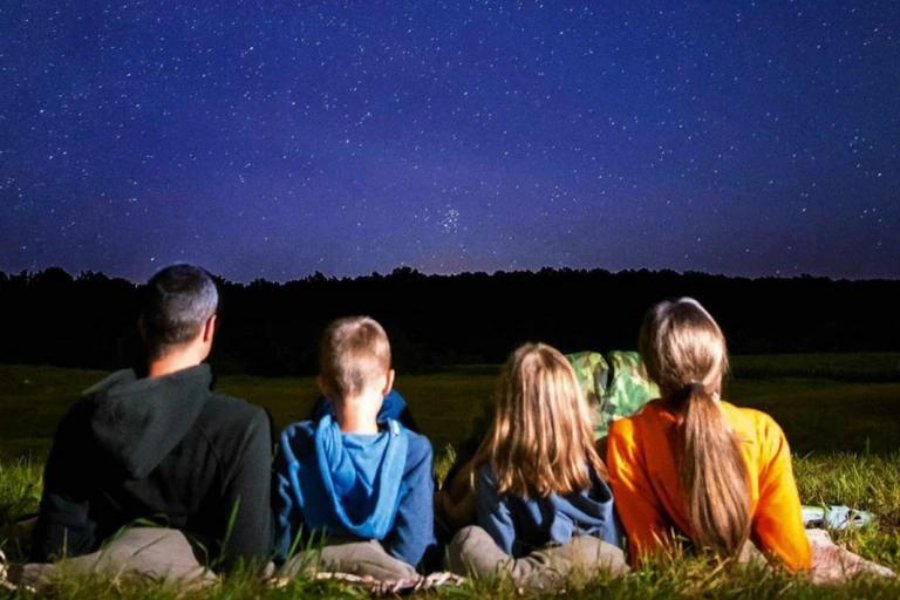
[1,267,898,375]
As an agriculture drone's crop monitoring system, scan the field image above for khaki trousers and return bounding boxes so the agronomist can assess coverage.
[11,528,216,589]
[447,525,628,592]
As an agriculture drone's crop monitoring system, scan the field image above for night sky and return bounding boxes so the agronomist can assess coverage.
[1,1,898,282]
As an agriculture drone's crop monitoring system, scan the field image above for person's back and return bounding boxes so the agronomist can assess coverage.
[31,264,273,575]
[605,297,811,571]
[447,343,626,590]
[608,397,809,569]
[276,417,433,566]
[473,462,619,559]
[274,316,434,580]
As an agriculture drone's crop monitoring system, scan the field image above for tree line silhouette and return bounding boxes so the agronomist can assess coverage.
[1,267,897,375]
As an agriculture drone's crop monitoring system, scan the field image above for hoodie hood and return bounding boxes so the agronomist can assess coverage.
[84,364,211,479]
[546,468,621,547]
[313,414,409,540]
[279,414,408,542]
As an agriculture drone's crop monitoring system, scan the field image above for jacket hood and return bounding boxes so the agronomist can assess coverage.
[84,364,211,478]
[280,414,408,541]
[547,468,621,546]
[313,414,408,540]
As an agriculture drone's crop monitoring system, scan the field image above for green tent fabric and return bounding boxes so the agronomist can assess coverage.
[566,351,659,438]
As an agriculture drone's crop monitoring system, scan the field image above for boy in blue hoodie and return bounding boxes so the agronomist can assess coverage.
[274,317,435,580]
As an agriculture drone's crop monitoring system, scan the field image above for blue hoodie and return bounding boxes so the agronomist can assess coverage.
[476,464,623,558]
[275,414,434,568]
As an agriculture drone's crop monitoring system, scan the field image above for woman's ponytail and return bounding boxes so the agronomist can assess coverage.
[678,383,750,557]
[640,299,751,559]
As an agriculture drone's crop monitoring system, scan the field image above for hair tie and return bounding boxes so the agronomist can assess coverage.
[685,381,722,402]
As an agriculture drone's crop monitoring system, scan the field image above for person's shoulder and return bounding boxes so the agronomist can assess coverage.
[608,398,665,437]
[48,370,136,451]
[196,392,270,450]
[64,369,138,424]
[204,391,268,425]
[723,402,783,435]
[403,427,433,464]
[81,368,137,397]
[280,419,317,444]
[722,401,789,452]
[274,420,316,469]
[53,396,99,444]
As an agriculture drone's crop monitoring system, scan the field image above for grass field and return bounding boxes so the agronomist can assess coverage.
[1,355,899,597]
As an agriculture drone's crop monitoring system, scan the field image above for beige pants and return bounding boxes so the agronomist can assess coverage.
[280,539,418,582]
[447,525,628,592]
[11,528,217,590]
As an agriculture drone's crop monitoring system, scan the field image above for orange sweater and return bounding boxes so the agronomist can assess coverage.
[606,399,811,571]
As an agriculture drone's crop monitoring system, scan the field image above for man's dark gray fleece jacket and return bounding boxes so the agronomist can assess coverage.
[31,364,273,571]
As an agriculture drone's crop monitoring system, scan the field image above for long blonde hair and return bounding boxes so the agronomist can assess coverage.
[639,298,750,558]
[474,343,606,498]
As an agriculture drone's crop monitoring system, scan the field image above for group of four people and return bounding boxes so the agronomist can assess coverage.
[20,263,848,586]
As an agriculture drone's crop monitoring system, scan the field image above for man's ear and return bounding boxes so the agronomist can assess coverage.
[202,314,217,344]
[381,369,395,397]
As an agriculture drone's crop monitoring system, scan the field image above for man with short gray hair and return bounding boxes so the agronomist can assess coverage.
[30,264,272,581]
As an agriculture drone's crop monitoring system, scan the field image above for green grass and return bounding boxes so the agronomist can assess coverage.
[1,464,899,599]
[730,353,900,382]
[1,357,899,597]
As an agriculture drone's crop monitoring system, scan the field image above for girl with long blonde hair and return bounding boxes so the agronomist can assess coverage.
[448,343,625,585]
[605,298,811,570]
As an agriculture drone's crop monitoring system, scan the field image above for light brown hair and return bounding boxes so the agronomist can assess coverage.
[319,316,391,401]
[639,297,750,558]
[474,343,607,498]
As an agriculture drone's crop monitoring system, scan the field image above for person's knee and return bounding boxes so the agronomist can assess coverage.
[506,538,627,593]
[9,528,215,590]
[446,526,511,577]
[290,540,417,581]
[564,536,629,575]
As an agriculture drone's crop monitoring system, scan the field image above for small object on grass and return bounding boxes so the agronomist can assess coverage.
[801,505,875,530]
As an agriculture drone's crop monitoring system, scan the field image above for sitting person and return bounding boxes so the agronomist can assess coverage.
[274,316,435,581]
[447,343,627,591]
[28,264,273,584]
[437,349,657,537]
[605,297,811,570]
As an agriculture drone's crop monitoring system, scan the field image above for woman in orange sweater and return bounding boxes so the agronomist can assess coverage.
[605,298,812,571]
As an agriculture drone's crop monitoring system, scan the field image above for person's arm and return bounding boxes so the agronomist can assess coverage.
[382,390,421,433]
[605,419,671,565]
[273,422,313,563]
[383,435,435,568]
[219,408,274,571]
[474,466,516,556]
[32,402,99,561]
[751,415,812,571]
[438,457,478,532]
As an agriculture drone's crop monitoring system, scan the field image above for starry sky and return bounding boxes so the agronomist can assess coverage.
[1,1,898,282]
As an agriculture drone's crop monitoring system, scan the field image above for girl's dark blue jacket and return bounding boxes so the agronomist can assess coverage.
[476,464,623,558]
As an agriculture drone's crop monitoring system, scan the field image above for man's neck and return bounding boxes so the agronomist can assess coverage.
[147,352,202,379]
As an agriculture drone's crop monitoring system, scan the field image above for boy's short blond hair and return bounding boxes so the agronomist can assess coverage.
[319,316,392,401]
